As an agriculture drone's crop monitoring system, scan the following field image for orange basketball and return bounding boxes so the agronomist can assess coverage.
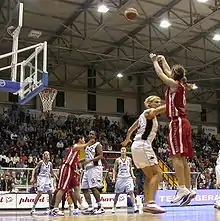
[124,8,138,21]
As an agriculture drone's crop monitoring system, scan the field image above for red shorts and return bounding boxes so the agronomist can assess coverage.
[57,164,79,190]
[168,117,194,158]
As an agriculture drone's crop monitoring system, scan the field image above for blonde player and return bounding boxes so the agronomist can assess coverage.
[30,151,56,215]
[121,96,166,214]
[112,147,138,213]
[214,151,220,208]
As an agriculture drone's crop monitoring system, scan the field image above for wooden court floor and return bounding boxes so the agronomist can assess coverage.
[0,206,220,221]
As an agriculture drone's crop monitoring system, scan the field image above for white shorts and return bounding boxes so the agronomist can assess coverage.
[115,177,134,193]
[216,165,220,185]
[37,176,52,192]
[131,140,158,168]
[81,166,103,189]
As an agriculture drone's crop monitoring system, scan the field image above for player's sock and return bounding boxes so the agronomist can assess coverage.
[74,204,78,209]
[97,202,102,209]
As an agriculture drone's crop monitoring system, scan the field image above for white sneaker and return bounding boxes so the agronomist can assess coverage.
[81,207,94,215]
[180,190,196,207]
[73,208,79,215]
[52,208,64,216]
[143,202,166,214]
[112,207,116,213]
[171,188,190,204]
[94,207,105,215]
[134,204,139,213]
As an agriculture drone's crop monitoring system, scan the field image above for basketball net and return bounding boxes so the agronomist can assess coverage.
[39,88,57,113]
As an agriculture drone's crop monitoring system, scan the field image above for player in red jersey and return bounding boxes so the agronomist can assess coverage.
[52,135,94,216]
[150,53,197,207]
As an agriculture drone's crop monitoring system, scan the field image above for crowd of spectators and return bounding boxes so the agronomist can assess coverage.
[0,105,219,192]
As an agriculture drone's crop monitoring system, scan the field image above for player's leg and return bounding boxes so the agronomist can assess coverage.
[168,119,190,204]
[89,167,105,214]
[182,157,191,190]
[131,140,164,213]
[171,155,190,203]
[111,193,120,213]
[52,165,71,216]
[73,186,83,209]
[47,190,53,209]
[126,178,138,212]
[31,191,43,214]
[81,170,94,213]
[172,118,196,206]
[51,189,58,210]
[179,157,196,206]
[141,165,165,214]
[61,193,66,211]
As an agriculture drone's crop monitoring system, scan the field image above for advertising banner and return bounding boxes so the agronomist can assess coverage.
[16,194,49,209]
[137,190,219,207]
[0,191,218,209]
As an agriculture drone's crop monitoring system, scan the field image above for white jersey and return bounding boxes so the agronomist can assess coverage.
[134,110,158,143]
[85,142,102,168]
[117,157,131,179]
[38,160,52,178]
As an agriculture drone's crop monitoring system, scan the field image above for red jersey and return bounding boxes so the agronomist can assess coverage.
[165,81,187,119]
[63,145,79,169]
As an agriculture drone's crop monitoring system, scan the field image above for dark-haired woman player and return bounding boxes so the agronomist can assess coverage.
[150,53,196,207]
[52,135,94,216]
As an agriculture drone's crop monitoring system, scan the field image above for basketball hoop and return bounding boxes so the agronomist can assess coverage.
[39,88,57,112]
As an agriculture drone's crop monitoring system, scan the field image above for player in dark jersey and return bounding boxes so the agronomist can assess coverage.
[52,136,94,216]
[150,53,196,206]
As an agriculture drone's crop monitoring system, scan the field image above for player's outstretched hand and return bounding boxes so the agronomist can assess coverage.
[88,138,95,145]
[149,53,157,62]
[121,139,132,147]
[157,55,165,62]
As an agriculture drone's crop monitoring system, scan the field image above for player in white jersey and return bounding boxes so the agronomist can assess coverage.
[121,96,166,214]
[214,150,220,209]
[111,147,138,213]
[30,151,57,214]
[81,130,105,215]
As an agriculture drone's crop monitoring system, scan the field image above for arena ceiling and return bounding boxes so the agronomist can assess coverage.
[0,0,220,108]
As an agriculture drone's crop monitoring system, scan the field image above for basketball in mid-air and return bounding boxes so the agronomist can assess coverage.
[124,8,138,21]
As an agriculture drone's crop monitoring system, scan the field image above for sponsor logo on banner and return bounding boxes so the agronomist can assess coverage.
[0,79,6,87]
[6,196,13,203]
[0,194,16,208]
[82,194,127,208]
[17,194,49,209]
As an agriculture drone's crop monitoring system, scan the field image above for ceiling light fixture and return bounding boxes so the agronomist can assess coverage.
[97,4,109,13]
[117,73,123,78]
[160,19,171,28]
[213,34,220,41]
[197,0,208,3]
